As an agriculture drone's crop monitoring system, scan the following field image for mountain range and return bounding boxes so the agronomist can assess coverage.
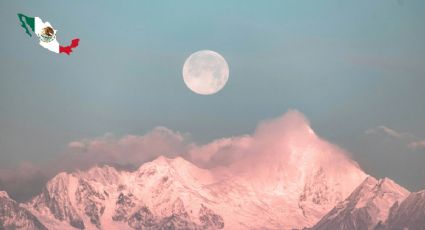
[1,156,424,229]
[1,118,424,229]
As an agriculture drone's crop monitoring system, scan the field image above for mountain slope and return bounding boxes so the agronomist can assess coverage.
[383,190,425,230]
[21,153,366,229]
[228,115,368,228]
[25,157,227,230]
[312,177,409,230]
[1,113,377,229]
[16,113,370,229]
[0,191,47,230]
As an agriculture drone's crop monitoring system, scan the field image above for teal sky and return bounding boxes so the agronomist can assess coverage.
[1,1,425,191]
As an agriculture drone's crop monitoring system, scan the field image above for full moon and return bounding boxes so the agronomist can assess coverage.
[182,50,229,95]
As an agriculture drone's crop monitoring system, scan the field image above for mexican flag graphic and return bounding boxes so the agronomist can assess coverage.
[18,13,80,55]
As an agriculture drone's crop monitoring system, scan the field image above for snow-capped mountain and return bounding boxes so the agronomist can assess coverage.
[25,157,226,230]
[0,191,47,230]
[1,119,374,229]
[228,121,368,228]
[12,149,366,230]
[2,154,422,230]
[382,189,425,230]
[1,110,390,229]
[311,176,409,230]
[0,113,421,230]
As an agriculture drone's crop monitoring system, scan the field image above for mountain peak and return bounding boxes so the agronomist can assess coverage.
[383,189,425,229]
[138,156,204,174]
[377,177,409,195]
[154,155,173,163]
[0,191,48,230]
[364,176,379,184]
[352,176,409,209]
[350,176,378,192]
[77,164,121,185]
[137,155,172,171]
[313,176,409,230]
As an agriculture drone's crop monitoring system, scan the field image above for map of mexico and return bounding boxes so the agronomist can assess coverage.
[18,13,80,55]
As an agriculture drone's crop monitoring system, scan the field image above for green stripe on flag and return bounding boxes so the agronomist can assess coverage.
[17,14,35,37]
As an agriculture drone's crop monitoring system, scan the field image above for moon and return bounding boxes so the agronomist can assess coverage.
[182,50,229,95]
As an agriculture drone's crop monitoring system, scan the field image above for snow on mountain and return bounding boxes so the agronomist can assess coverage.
[1,113,380,229]
[227,116,368,228]
[20,150,367,230]
[382,189,425,230]
[25,157,227,230]
[0,190,47,230]
[311,176,409,230]
[7,113,371,229]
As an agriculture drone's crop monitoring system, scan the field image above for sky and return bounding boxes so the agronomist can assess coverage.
[1,0,425,200]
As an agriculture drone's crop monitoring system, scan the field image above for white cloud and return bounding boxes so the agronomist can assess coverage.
[58,127,192,172]
[365,125,425,152]
[0,111,360,201]
[408,140,425,150]
[365,126,411,139]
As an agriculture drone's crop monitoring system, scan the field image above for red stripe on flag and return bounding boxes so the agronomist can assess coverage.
[60,39,80,55]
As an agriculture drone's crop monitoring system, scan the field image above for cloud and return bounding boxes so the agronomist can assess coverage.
[0,127,192,201]
[408,140,425,150]
[1,110,357,201]
[186,135,252,168]
[0,162,47,202]
[186,110,316,168]
[58,127,192,172]
[187,110,358,179]
[365,126,411,139]
[365,125,425,152]
[60,110,329,170]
